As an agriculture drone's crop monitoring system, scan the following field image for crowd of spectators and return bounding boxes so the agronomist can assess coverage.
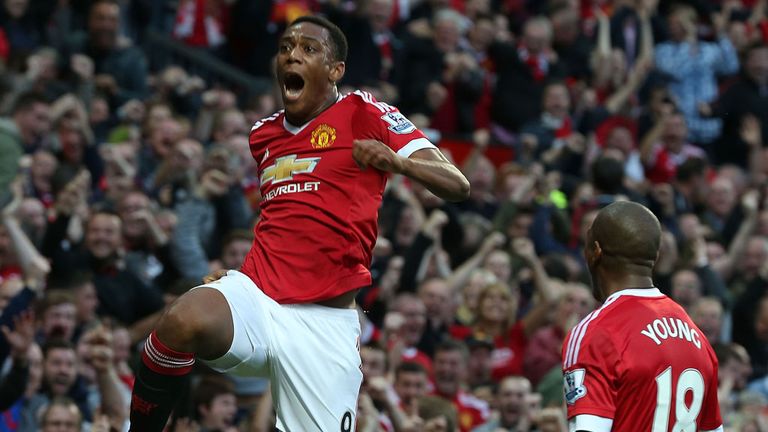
[1,0,768,430]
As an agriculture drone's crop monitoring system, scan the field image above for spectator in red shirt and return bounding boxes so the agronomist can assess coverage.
[387,293,433,375]
[640,110,706,184]
[431,339,490,432]
[524,282,594,387]
[451,238,560,380]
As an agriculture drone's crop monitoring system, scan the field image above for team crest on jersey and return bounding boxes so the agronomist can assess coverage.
[380,111,416,134]
[310,124,336,149]
[564,369,587,405]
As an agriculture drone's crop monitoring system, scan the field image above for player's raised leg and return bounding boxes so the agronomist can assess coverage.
[129,287,233,431]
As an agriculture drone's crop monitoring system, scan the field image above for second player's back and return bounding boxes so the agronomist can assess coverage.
[564,288,722,432]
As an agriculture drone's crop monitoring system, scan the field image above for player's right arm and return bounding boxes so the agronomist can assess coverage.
[352,140,470,202]
[402,147,471,202]
[562,321,618,432]
[350,92,470,202]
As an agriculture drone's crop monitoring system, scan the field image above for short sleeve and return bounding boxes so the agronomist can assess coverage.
[562,324,618,422]
[699,349,723,431]
[351,91,436,157]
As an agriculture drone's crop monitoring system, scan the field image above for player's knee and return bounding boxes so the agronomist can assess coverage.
[156,287,233,357]
[156,289,210,353]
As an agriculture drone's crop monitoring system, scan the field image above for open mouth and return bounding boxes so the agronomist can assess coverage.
[283,72,305,102]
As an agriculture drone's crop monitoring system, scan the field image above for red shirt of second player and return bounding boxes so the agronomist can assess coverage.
[562,288,723,432]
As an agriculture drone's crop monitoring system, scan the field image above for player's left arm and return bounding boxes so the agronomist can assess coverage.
[699,348,724,432]
[352,140,470,202]
[561,324,617,432]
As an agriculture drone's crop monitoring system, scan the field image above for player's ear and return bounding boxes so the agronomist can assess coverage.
[329,61,345,84]
[592,241,602,262]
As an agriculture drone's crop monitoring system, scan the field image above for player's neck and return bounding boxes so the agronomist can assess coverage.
[600,274,654,300]
[285,87,340,127]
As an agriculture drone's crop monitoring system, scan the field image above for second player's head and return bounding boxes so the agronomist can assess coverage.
[584,201,661,302]
[277,16,348,125]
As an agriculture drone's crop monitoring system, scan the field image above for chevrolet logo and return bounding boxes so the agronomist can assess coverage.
[260,154,320,185]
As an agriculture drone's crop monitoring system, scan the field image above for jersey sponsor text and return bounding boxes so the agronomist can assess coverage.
[263,181,321,201]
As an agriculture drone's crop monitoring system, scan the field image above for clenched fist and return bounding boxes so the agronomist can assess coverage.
[353,139,406,174]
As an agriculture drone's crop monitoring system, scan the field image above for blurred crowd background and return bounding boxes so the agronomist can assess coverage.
[0,0,767,430]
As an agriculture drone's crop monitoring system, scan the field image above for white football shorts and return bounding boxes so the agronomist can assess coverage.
[195,270,363,432]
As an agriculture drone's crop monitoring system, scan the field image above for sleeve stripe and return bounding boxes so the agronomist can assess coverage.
[565,294,623,367]
[565,310,596,367]
[568,415,613,432]
[397,138,436,158]
[569,312,599,367]
[354,90,395,113]
[251,110,283,132]
[565,313,587,367]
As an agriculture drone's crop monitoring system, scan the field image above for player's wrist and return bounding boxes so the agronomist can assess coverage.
[394,156,409,175]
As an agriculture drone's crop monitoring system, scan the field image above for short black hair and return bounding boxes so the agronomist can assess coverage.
[222,229,254,250]
[434,339,468,360]
[88,209,121,225]
[542,254,570,281]
[43,338,75,357]
[288,15,348,62]
[591,156,624,195]
[90,0,119,10]
[37,289,76,316]
[713,342,748,365]
[676,157,707,183]
[11,92,48,114]
[473,12,494,23]
[395,361,427,378]
[746,41,768,55]
[51,271,93,291]
[193,375,235,413]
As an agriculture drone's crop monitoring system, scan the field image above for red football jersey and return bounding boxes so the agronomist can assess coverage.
[453,391,490,432]
[450,321,528,380]
[242,91,434,303]
[562,288,723,432]
[432,390,489,432]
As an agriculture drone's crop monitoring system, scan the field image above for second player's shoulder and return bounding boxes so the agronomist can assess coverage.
[565,294,625,343]
[563,308,617,369]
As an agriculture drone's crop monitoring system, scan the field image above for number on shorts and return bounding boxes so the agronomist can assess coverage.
[652,367,705,432]
[340,411,352,432]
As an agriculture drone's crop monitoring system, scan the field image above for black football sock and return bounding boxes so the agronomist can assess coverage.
[129,331,195,432]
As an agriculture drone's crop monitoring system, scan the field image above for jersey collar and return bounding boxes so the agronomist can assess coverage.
[283,117,312,135]
[282,94,344,135]
[606,287,664,303]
